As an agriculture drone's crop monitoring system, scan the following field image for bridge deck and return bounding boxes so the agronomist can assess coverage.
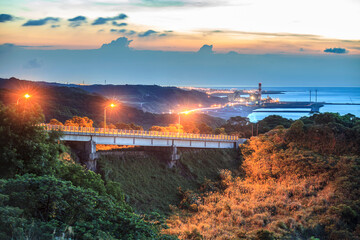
[40,124,240,148]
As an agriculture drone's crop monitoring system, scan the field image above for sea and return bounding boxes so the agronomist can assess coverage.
[210,87,360,122]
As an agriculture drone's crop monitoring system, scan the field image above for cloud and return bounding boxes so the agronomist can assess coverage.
[112,21,127,27]
[127,30,136,35]
[100,37,132,50]
[68,16,86,22]
[299,48,305,52]
[198,44,214,54]
[324,47,348,54]
[110,29,127,33]
[68,16,87,27]
[23,58,42,69]
[23,17,59,26]
[51,25,60,28]
[132,0,229,8]
[138,30,158,37]
[206,29,321,39]
[110,29,137,36]
[92,13,128,25]
[0,14,13,23]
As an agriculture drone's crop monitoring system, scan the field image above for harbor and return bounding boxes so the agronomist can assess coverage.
[181,84,360,120]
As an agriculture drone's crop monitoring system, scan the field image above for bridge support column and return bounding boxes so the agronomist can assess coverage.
[168,145,181,168]
[84,140,98,172]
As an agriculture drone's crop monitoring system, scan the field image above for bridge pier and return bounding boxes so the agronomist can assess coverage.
[84,140,98,171]
[168,145,181,168]
[65,139,98,172]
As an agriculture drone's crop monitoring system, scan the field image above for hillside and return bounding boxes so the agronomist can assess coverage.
[98,148,240,215]
[74,84,226,114]
[0,77,225,128]
[0,77,226,114]
[165,113,360,239]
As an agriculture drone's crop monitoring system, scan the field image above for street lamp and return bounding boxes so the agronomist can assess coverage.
[104,103,116,130]
[178,111,191,125]
[17,93,31,105]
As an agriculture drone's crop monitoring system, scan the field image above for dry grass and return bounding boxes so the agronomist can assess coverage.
[164,170,336,239]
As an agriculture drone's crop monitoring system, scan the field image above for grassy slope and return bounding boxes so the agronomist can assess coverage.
[98,149,240,215]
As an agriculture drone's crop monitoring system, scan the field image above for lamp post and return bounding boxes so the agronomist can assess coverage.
[104,103,116,130]
[177,111,190,126]
[17,93,31,105]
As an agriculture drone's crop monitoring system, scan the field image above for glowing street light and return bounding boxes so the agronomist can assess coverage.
[178,110,191,125]
[104,103,116,130]
[17,93,31,104]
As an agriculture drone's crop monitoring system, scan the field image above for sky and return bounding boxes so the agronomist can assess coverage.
[0,0,359,86]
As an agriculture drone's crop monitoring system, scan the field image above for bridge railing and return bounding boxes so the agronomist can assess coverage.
[39,124,239,141]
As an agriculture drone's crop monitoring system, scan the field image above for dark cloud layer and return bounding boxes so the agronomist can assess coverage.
[0,38,358,87]
[23,17,59,26]
[23,58,42,69]
[0,14,13,22]
[324,47,348,54]
[92,14,128,25]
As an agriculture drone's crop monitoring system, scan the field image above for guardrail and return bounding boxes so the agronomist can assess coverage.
[39,124,239,142]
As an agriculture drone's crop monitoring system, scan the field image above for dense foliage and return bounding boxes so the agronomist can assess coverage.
[165,113,360,239]
[0,104,170,239]
[220,115,293,138]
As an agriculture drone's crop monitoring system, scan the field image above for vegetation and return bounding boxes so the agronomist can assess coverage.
[165,113,360,239]
[220,115,293,138]
[0,103,171,239]
[1,79,359,240]
[98,148,240,215]
[64,116,94,127]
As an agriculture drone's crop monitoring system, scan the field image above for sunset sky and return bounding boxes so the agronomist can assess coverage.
[1,0,359,53]
[0,0,359,86]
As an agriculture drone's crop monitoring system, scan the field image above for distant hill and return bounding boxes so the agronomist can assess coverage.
[0,77,225,128]
[49,82,226,114]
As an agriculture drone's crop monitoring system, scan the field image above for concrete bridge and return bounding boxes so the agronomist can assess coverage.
[41,124,245,170]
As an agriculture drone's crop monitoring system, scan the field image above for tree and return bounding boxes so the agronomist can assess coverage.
[0,174,160,239]
[65,116,93,127]
[221,116,252,138]
[49,118,63,125]
[214,127,226,135]
[182,122,200,134]
[197,123,213,134]
[98,121,116,129]
[257,115,293,134]
[115,122,143,130]
[0,104,65,178]
[149,124,183,133]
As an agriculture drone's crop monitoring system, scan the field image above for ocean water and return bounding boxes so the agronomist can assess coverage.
[213,87,360,122]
